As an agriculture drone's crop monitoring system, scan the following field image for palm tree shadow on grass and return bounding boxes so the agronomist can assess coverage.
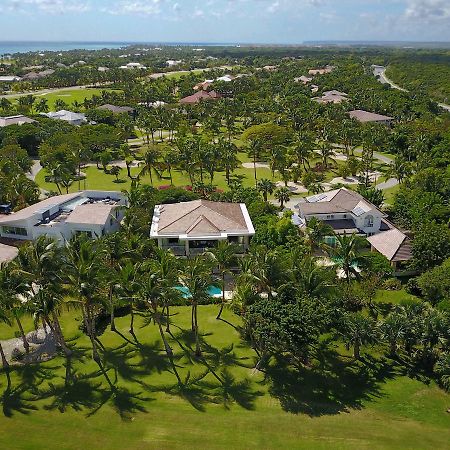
[150,370,213,412]
[1,378,39,418]
[263,349,397,417]
[199,369,264,410]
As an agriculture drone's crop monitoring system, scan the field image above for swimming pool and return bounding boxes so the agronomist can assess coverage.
[175,285,222,299]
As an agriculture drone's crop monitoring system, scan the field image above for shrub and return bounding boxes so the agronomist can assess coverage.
[383,278,402,291]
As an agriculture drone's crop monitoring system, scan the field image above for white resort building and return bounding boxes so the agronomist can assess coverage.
[0,191,127,244]
[150,200,255,257]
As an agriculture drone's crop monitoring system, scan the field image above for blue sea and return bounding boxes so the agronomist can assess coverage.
[0,41,238,56]
[0,41,131,56]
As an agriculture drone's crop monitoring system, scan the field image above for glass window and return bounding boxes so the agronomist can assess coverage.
[2,226,28,236]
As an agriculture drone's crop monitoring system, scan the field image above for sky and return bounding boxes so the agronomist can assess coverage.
[0,0,449,43]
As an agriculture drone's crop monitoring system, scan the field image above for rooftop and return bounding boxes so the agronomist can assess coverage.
[0,115,36,127]
[349,110,393,123]
[297,188,384,217]
[98,104,134,114]
[151,200,255,238]
[367,228,413,262]
[0,192,124,227]
[180,90,222,104]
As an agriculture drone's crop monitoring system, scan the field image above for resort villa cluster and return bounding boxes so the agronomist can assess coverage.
[1,188,410,269]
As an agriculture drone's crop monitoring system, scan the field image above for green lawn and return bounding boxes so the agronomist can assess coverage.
[10,88,122,110]
[35,162,284,194]
[0,305,449,449]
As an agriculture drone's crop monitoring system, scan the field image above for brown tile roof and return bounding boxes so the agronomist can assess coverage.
[349,110,393,123]
[367,228,412,262]
[180,90,222,104]
[98,104,134,114]
[299,188,382,217]
[155,200,250,236]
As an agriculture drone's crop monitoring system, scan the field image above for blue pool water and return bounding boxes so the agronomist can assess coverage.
[175,285,222,299]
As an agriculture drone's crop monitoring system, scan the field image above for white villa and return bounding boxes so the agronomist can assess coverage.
[43,110,87,126]
[150,200,255,257]
[0,115,36,127]
[120,62,147,70]
[0,191,127,244]
[295,188,389,239]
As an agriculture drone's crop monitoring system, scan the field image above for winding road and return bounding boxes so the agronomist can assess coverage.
[373,65,450,112]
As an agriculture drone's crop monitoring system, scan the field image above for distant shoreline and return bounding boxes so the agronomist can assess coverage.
[1,40,450,56]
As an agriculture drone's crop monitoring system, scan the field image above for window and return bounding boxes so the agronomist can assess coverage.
[364,215,374,228]
[2,226,28,236]
[326,215,335,219]
[168,238,179,244]
[110,217,114,226]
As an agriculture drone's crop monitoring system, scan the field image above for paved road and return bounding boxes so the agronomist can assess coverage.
[374,65,450,111]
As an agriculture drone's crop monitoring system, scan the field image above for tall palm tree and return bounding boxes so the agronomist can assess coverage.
[206,241,237,320]
[257,178,275,202]
[152,248,179,333]
[326,233,365,283]
[0,305,11,369]
[339,312,377,359]
[274,186,291,209]
[64,236,114,388]
[0,262,30,353]
[140,145,161,185]
[303,217,334,253]
[179,257,213,357]
[115,261,141,336]
[138,266,182,384]
[35,98,49,113]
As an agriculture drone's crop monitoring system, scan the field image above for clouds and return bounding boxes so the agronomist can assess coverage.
[4,0,90,14]
[0,0,449,42]
[404,0,450,22]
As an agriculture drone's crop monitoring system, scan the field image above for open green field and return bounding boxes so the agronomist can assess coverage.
[35,158,285,194]
[10,88,122,109]
[0,304,449,450]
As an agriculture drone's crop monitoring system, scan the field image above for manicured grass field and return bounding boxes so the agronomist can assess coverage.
[10,88,122,110]
[35,160,284,195]
[0,305,449,450]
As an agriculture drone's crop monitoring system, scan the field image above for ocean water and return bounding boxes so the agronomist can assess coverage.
[0,41,237,56]
[0,41,131,56]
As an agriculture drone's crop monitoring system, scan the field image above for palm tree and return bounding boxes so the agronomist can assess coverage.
[206,241,237,320]
[339,312,377,359]
[247,138,262,187]
[303,217,334,253]
[140,145,161,185]
[316,139,335,169]
[0,262,30,353]
[138,267,182,384]
[326,233,365,283]
[0,305,11,369]
[64,236,114,388]
[241,247,287,300]
[257,178,275,202]
[179,257,213,357]
[290,132,314,170]
[152,248,179,333]
[54,99,68,111]
[115,261,141,336]
[15,237,71,356]
[274,186,291,209]
[291,254,335,298]
[380,311,406,356]
[35,98,49,113]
